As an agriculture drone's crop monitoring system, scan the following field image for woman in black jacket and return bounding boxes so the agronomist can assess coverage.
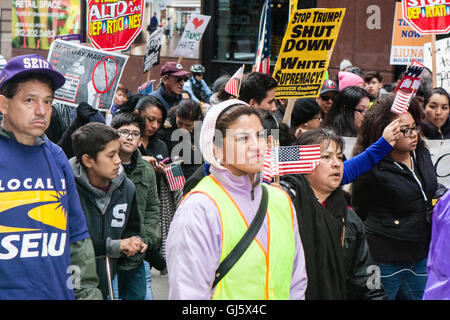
[280,128,386,300]
[352,94,438,300]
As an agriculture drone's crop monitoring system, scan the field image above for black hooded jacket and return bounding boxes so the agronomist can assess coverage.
[281,174,386,300]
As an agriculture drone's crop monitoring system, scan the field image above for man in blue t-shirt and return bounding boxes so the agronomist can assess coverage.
[0,54,102,299]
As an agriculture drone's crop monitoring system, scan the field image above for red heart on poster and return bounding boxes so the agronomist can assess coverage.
[192,18,204,29]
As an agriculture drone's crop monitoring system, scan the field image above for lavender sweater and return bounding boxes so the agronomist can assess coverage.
[166,165,307,300]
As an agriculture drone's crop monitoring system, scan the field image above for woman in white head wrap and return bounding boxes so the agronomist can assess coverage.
[165,99,307,300]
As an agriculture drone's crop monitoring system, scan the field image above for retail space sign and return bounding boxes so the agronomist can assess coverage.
[48,39,128,111]
[272,8,345,98]
[424,38,450,92]
[390,2,431,65]
[143,27,163,73]
[402,0,450,34]
[87,0,145,51]
[173,14,211,58]
[11,0,81,49]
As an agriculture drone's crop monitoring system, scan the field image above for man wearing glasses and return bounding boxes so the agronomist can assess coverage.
[150,62,190,113]
[316,79,338,116]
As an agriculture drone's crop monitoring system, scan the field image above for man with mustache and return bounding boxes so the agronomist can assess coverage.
[0,54,102,299]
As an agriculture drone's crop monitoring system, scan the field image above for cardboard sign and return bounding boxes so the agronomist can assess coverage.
[390,2,432,65]
[12,0,81,49]
[143,27,163,73]
[424,38,450,93]
[272,8,345,99]
[87,0,145,51]
[172,14,211,58]
[48,39,128,111]
[343,137,450,188]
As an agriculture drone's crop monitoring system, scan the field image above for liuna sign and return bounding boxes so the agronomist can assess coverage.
[402,0,450,34]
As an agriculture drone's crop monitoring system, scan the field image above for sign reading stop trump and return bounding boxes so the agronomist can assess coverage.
[87,0,144,51]
[402,0,450,34]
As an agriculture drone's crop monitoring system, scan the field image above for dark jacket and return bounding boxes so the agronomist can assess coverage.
[150,83,183,113]
[158,114,203,180]
[351,140,438,263]
[281,174,386,300]
[422,118,450,140]
[70,159,141,299]
[120,149,161,270]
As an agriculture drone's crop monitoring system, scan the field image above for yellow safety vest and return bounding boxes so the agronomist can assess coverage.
[188,175,296,300]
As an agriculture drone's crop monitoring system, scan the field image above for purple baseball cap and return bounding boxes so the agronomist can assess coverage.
[0,54,65,91]
[160,62,190,77]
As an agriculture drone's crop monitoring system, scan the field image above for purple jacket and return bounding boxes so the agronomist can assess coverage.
[166,165,308,299]
[423,189,450,300]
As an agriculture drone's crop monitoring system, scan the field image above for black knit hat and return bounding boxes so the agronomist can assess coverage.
[291,98,321,127]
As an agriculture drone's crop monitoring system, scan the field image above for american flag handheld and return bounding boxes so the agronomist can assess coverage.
[164,163,186,191]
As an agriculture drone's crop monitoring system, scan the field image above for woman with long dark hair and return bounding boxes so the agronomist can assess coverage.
[322,86,371,137]
[352,94,438,300]
[422,87,450,139]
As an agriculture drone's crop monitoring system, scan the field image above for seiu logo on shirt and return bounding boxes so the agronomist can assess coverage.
[0,178,68,260]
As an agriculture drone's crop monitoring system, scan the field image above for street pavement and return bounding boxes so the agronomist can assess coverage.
[151,267,169,300]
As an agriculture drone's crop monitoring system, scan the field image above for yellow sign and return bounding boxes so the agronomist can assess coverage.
[390,2,432,65]
[272,8,345,99]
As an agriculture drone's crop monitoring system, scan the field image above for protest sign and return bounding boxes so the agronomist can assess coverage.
[272,8,345,99]
[143,27,163,73]
[172,14,211,58]
[390,2,431,65]
[12,0,81,49]
[424,38,450,93]
[343,137,450,188]
[48,39,128,111]
[402,0,450,35]
[87,0,145,51]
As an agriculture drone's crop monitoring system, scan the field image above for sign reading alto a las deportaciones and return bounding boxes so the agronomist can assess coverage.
[272,8,345,98]
[87,0,144,51]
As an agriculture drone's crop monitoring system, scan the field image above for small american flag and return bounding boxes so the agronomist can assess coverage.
[391,89,413,115]
[276,145,321,175]
[163,163,186,191]
[254,0,271,74]
[262,147,274,183]
[225,65,244,97]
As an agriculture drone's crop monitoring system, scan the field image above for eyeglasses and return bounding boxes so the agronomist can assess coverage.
[400,126,421,138]
[354,109,367,116]
[174,76,188,83]
[118,129,141,139]
[320,95,335,102]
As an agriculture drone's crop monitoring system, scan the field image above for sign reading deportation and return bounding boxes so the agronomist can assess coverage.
[87,0,144,51]
[48,39,128,111]
[390,2,431,65]
[12,0,81,50]
[272,8,345,99]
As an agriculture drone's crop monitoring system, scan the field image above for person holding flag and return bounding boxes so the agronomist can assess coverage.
[165,100,307,299]
[280,128,388,300]
[352,94,438,300]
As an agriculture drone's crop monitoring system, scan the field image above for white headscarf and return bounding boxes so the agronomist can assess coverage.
[199,99,250,169]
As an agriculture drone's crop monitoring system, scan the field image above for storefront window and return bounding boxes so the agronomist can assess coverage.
[213,0,290,64]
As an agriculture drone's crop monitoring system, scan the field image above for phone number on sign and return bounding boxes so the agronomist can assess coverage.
[15,29,55,38]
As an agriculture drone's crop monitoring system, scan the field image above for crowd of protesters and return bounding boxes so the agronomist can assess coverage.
[0,53,449,301]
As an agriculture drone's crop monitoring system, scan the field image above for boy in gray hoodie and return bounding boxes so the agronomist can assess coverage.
[70,122,147,299]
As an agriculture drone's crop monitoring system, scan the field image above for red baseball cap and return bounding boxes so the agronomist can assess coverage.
[160,62,190,77]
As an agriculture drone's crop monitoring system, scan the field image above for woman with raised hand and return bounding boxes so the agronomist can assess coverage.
[166,100,307,300]
[351,94,438,300]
